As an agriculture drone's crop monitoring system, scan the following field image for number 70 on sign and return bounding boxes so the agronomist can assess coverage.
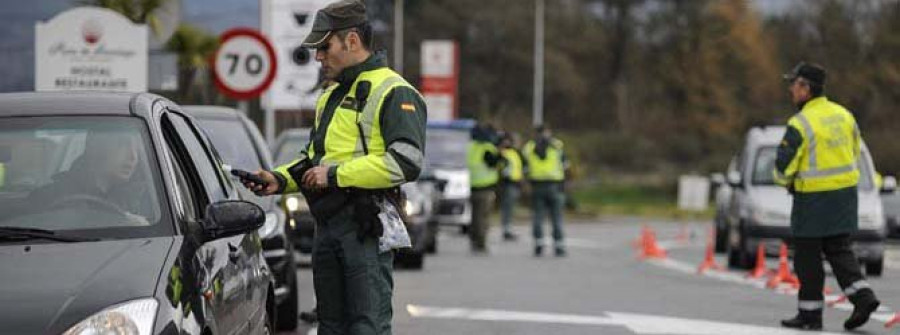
[212,28,278,100]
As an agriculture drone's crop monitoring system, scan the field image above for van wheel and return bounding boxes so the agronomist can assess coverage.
[866,258,883,277]
[727,226,753,269]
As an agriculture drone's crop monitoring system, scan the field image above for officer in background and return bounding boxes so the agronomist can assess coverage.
[467,122,501,253]
[242,1,427,333]
[775,62,880,331]
[498,132,523,241]
[523,124,568,257]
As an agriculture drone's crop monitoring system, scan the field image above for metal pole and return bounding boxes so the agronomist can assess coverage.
[393,0,404,75]
[265,107,275,145]
[237,100,249,115]
[533,0,545,127]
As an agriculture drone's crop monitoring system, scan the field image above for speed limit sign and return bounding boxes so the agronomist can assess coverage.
[212,28,278,100]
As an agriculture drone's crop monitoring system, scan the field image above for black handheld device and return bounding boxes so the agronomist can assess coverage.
[230,169,268,187]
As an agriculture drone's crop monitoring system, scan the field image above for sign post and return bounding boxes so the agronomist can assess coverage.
[35,7,148,92]
[421,40,459,122]
[211,28,278,141]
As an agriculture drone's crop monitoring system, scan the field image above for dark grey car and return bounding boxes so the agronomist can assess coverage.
[0,92,274,334]
[183,105,300,330]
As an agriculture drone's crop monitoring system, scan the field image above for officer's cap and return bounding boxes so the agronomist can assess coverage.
[302,0,368,49]
[783,62,826,86]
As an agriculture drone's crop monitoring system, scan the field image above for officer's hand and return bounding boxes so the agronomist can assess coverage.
[243,170,279,196]
[302,166,330,190]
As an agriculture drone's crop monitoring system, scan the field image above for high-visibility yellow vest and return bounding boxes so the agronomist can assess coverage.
[500,148,523,182]
[774,97,860,193]
[275,67,420,190]
[523,138,565,182]
[468,141,499,188]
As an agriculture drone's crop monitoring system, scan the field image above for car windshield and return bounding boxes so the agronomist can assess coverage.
[275,133,310,167]
[426,128,470,169]
[0,116,170,238]
[752,146,874,190]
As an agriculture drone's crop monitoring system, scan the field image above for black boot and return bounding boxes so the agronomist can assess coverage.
[845,295,880,330]
[534,245,543,257]
[781,312,822,330]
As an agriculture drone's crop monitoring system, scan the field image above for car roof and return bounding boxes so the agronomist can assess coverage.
[746,125,786,147]
[181,105,243,121]
[0,91,149,117]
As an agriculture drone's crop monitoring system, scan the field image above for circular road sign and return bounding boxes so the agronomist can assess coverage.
[212,28,277,100]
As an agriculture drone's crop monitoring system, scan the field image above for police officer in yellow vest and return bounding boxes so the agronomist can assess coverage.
[242,1,427,333]
[523,125,568,257]
[775,63,879,331]
[467,123,501,253]
[498,132,523,241]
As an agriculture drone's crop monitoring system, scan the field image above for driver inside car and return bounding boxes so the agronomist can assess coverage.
[26,130,151,226]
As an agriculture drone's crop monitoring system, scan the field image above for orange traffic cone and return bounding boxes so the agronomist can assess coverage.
[746,244,769,278]
[766,243,800,289]
[697,228,722,273]
[886,313,900,328]
[633,226,649,249]
[639,228,667,260]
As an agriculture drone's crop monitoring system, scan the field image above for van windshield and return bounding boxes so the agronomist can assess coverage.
[752,146,873,190]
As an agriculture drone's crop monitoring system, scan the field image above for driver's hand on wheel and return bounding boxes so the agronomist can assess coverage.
[242,170,279,196]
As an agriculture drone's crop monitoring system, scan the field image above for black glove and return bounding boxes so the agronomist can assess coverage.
[353,194,383,242]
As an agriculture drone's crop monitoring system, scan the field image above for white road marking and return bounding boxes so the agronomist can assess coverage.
[406,304,847,335]
[649,237,896,324]
[884,248,900,270]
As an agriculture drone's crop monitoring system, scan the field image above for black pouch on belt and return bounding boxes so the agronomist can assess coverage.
[308,190,349,223]
[352,191,383,242]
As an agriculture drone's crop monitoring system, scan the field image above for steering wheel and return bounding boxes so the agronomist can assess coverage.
[50,194,129,217]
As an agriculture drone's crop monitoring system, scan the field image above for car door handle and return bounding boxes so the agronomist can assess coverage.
[228,242,240,263]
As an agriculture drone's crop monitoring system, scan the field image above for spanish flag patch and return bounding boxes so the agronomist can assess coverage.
[401,103,416,112]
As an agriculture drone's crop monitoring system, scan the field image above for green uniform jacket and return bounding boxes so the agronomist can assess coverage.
[274,54,427,192]
[775,96,858,238]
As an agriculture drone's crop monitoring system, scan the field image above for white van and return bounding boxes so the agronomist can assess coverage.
[725,126,887,276]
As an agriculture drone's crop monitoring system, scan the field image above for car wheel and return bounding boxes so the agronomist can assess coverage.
[865,258,883,277]
[727,224,753,269]
[714,216,727,253]
[425,237,437,254]
[275,265,299,330]
[404,251,425,270]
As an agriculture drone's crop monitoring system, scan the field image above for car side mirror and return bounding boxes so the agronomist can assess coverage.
[710,173,725,186]
[727,171,743,188]
[882,176,897,194]
[203,200,265,240]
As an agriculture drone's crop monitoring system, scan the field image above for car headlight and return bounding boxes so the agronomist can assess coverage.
[285,195,308,213]
[258,212,280,238]
[63,298,158,335]
[405,199,421,216]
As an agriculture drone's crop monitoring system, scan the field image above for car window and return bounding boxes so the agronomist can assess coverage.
[165,114,228,202]
[274,134,310,167]
[196,118,263,172]
[426,128,469,169]
[0,116,171,238]
[194,117,271,208]
[751,147,777,185]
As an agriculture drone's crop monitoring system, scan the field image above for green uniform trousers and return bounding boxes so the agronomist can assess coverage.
[470,187,495,251]
[531,181,565,247]
[313,205,394,335]
[500,182,520,235]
